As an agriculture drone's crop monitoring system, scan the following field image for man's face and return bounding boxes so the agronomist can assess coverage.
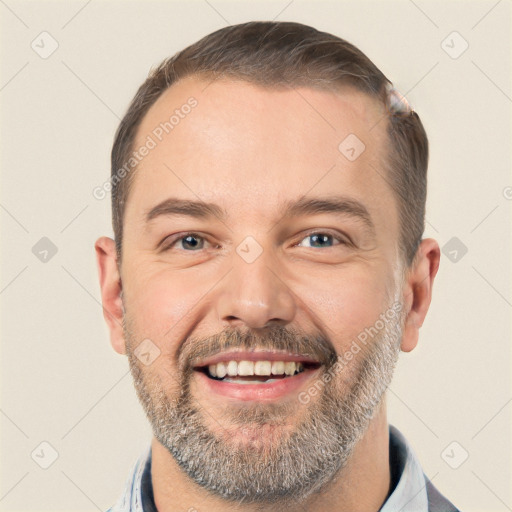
[120,77,406,502]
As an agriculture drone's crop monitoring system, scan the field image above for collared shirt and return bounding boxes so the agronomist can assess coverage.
[106,424,460,512]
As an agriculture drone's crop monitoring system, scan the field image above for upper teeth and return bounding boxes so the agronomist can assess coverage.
[208,361,303,378]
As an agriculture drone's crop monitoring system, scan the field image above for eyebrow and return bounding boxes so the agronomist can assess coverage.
[146,198,225,223]
[145,195,375,232]
[279,196,374,232]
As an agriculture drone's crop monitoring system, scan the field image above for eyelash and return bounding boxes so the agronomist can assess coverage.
[160,231,349,252]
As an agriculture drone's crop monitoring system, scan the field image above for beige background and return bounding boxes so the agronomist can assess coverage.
[1,0,511,511]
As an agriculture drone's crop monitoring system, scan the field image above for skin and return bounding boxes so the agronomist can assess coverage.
[95,76,440,511]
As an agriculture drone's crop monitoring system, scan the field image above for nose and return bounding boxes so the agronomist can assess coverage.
[215,248,297,330]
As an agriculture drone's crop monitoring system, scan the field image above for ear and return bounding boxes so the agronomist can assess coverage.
[95,236,126,355]
[401,238,440,353]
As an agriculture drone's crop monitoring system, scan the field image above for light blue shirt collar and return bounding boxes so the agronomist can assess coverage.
[380,425,429,512]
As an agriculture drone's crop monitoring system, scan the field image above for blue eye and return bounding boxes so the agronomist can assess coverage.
[176,234,205,250]
[162,233,207,251]
[297,233,342,248]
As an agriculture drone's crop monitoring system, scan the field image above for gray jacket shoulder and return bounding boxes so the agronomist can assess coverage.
[425,476,460,512]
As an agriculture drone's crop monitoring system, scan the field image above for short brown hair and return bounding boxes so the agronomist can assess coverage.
[111,21,428,266]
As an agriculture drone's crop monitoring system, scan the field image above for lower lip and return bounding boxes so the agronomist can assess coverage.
[194,367,322,402]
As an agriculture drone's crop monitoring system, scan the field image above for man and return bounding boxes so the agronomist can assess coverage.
[96,21,459,512]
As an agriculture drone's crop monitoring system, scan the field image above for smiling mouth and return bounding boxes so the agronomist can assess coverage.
[195,360,322,384]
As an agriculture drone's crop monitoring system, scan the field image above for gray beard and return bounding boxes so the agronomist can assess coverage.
[124,310,403,507]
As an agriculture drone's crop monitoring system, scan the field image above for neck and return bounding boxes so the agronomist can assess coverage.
[151,399,391,512]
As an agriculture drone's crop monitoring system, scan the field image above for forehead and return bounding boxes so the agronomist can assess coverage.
[127,76,394,230]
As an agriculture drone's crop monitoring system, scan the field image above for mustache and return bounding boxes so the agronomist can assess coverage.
[178,324,338,373]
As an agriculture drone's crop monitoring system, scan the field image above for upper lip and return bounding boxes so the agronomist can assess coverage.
[193,350,321,368]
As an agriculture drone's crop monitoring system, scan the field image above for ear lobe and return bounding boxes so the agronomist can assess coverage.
[94,236,126,355]
[401,238,440,353]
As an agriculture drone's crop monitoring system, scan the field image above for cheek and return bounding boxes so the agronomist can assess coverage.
[301,269,391,350]
[123,275,192,397]
[122,264,224,367]
[122,266,199,351]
